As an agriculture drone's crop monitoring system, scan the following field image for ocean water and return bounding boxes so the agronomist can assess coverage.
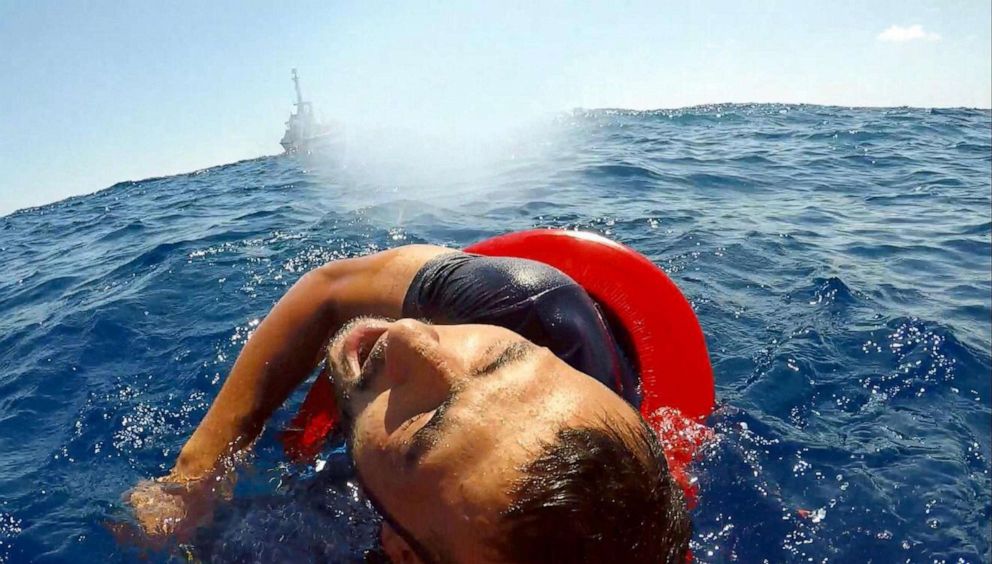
[0,104,989,563]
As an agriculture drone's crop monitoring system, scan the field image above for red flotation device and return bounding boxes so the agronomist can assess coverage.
[282,229,715,497]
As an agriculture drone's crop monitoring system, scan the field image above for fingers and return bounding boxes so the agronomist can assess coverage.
[118,472,228,549]
[127,483,189,536]
[104,518,168,553]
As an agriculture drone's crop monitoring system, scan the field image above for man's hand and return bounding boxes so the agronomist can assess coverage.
[125,473,226,542]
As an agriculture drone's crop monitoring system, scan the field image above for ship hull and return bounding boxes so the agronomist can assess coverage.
[281,131,342,155]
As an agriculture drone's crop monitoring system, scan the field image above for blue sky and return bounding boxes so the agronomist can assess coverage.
[1,1,989,215]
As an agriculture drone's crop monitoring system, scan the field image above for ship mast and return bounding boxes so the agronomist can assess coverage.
[292,68,304,108]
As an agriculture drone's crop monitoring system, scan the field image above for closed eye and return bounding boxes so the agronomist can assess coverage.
[473,340,535,377]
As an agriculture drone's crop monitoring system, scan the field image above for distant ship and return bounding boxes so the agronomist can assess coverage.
[280,69,335,154]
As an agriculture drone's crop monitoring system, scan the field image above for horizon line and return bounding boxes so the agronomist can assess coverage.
[3,101,989,220]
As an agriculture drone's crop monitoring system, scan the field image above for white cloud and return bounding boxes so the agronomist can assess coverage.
[877,24,941,43]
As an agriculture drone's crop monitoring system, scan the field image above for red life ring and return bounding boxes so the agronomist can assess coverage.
[282,230,716,495]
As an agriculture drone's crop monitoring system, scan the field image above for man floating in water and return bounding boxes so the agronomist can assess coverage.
[127,240,695,563]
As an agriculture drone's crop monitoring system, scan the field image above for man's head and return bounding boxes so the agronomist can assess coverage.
[327,317,690,563]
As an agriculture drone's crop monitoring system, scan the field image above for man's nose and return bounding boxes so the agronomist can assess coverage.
[389,318,440,345]
[383,319,452,390]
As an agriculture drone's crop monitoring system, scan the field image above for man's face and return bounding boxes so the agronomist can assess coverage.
[327,317,644,561]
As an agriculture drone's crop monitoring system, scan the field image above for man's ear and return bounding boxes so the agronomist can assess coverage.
[380,522,423,564]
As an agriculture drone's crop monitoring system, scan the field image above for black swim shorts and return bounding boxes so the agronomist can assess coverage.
[403,251,638,403]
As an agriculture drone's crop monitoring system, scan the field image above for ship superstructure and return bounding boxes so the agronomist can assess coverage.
[280,69,333,154]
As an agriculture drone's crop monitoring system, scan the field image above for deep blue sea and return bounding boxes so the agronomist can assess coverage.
[1,104,989,563]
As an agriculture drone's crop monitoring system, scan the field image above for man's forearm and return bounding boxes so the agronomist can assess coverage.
[171,270,339,480]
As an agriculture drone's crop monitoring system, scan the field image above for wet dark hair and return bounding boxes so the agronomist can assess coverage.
[491,419,691,563]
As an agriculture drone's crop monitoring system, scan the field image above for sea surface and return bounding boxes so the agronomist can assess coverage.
[1,104,989,563]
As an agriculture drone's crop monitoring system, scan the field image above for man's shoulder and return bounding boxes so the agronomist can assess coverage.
[308,244,455,321]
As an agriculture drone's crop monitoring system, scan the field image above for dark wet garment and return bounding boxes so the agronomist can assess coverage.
[403,251,638,404]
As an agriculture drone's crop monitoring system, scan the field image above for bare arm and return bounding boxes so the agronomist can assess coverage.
[170,244,450,480]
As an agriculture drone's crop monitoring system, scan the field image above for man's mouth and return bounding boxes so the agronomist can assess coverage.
[358,331,388,374]
[342,320,390,382]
